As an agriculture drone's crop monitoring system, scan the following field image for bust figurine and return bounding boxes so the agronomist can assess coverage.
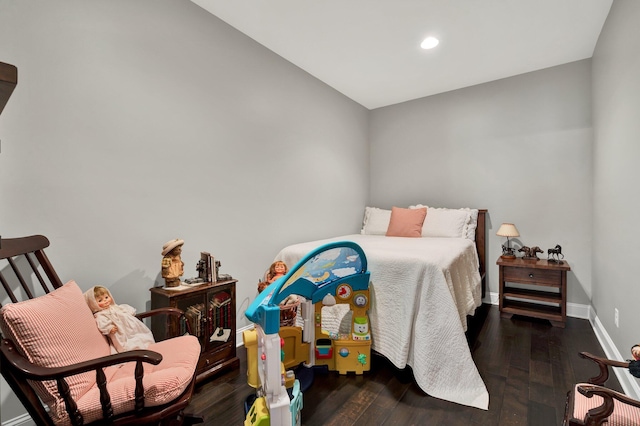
[161,239,184,287]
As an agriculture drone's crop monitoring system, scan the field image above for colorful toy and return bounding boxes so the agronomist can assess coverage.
[243,241,371,426]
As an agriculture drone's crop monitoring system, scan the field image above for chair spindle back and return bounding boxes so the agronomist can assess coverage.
[0,235,64,309]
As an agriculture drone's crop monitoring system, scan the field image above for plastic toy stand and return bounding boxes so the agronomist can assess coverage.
[243,241,371,426]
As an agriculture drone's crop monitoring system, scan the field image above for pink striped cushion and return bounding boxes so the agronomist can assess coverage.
[70,335,200,425]
[572,383,640,425]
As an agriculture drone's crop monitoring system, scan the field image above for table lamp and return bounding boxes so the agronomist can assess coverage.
[497,223,519,259]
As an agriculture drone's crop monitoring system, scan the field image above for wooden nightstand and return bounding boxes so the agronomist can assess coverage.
[150,279,240,383]
[497,257,571,327]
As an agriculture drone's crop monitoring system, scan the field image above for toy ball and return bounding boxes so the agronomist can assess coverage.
[339,348,350,358]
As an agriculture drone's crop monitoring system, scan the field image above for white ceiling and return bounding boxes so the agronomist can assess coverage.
[191,0,612,110]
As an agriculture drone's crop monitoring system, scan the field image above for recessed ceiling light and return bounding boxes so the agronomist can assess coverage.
[421,36,439,50]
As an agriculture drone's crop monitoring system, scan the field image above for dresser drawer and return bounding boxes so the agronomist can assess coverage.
[503,267,561,286]
[197,344,234,372]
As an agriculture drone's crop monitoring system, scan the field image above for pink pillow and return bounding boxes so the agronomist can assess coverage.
[386,206,427,237]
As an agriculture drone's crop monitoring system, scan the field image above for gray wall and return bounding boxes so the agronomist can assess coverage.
[369,60,593,305]
[0,0,369,421]
[591,0,640,363]
[3,0,639,423]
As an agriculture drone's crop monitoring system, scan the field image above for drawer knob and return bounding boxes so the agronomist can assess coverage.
[529,273,534,278]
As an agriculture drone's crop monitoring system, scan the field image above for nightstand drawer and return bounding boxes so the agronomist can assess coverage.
[503,267,561,286]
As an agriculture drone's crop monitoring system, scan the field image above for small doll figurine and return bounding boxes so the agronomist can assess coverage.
[84,286,155,353]
[267,261,288,283]
[161,238,184,287]
[632,344,640,361]
[257,261,288,293]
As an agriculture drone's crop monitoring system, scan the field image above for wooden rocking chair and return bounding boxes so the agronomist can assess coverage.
[563,351,640,425]
[0,235,204,425]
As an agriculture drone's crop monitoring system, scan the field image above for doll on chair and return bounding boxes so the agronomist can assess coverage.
[84,286,155,353]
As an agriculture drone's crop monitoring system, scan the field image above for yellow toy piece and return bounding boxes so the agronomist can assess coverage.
[244,396,269,426]
[243,329,259,389]
[284,369,296,389]
[279,326,310,370]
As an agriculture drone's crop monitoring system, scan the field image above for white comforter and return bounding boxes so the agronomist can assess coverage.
[275,234,489,410]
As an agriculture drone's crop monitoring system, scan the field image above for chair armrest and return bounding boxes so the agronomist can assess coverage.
[1,338,162,380]
[136,307,193,335]
[2,338,163,424]
[580,352,629,385]
[579,384,640,407]
[136,307,184,320]
[577,384,640,425]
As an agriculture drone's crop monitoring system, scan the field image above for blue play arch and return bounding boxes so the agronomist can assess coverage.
[245,241,369,334]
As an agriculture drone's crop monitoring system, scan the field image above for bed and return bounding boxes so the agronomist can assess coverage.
[274,206,489,410]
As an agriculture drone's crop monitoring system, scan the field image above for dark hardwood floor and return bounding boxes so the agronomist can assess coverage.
[189,304,621,425]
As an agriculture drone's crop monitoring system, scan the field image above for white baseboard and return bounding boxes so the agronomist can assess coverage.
[1,413,35,426]
[484,292,500,306]
[567,301,591,319]
[589,311,640,400]
[236,323,253,348]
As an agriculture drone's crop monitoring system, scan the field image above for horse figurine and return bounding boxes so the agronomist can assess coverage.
[530,246,543,259]
[547,244,564,263]
[519,246,543,260]
[502,243,516,257]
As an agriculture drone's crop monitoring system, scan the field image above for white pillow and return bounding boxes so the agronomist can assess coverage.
[422,207,469,238]
[411,204,476,239]
[460,208,479,241]
[361,207,392,235]
[408,204,428,209]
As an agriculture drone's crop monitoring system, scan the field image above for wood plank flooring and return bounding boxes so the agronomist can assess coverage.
[189,304,621,425]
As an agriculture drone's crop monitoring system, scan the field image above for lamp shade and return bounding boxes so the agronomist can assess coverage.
[496,223,520,238]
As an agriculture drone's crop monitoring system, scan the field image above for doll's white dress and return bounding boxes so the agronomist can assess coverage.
[84,286,155,353]
[94,304,155,353]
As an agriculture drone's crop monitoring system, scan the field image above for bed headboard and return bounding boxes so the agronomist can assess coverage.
[474,209,488,298]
